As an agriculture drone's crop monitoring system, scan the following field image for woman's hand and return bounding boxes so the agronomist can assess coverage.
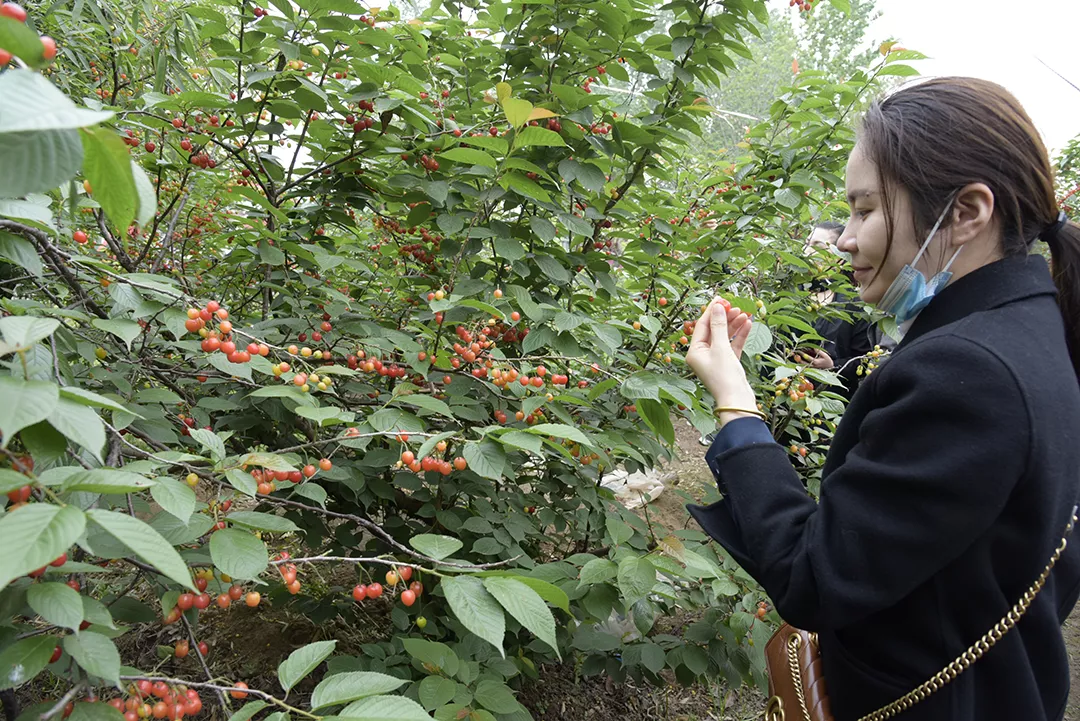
[686,298,758,425]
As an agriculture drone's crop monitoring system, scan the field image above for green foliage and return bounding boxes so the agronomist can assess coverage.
[0,0,902,716]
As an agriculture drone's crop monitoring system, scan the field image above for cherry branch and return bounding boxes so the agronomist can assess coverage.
[252,494,514,570]
[117,676,316,720]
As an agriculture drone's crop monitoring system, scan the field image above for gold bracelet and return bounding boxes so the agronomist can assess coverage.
[713,406,767,421]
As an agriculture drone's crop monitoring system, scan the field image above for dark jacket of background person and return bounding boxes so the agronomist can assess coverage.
[688,254,1080,720]
[810,291,876,401]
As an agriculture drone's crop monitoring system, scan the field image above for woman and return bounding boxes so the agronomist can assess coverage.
[685,77,1080,721]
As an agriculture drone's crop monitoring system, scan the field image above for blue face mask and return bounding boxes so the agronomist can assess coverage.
[876,201,962,324]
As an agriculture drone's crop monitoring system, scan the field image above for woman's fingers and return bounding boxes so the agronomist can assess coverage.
[691,301,715,344]
[731,317,753,357]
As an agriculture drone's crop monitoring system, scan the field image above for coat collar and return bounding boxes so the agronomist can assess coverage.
[899,253,1057,348]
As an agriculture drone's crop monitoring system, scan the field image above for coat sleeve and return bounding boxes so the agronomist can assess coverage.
[700,334,1030,630]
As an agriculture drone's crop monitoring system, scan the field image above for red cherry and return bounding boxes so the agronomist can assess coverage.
[366,583,383,599]
[40,36,57,60]
[0,3,28,22]
[72,231,88,244]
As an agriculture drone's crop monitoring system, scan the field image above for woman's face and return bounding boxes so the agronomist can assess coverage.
[836,143,921,306]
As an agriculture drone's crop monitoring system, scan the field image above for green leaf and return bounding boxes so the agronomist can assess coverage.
[0,71,109,130]
[81,596,114,630]
[391,394,452,418]
[0,231,43,277]
[27,582,84,632]
[206,352,253,381]
[0,468,29,493]
[225,468,258,498]
[226,702,268,721]
[0,504,85,591]
[292,482,327,507]
[573,163,607,194]
[0,20,45,68]
[442,576,505,657]
[578,558,618,587]
[473,680,520,714]
[408,534,462,561]
[418,677,456,711]
[827,0,851,11]
[497,431,542,453]
[526,423,591,447]
[47,398,106,461]
[774,187,802,210]
[513,126,567,149]
[637,398,675,445]
[483,577,559,658]
[438,147,497,169]
[188,428,226,462]
[639,642,667,673]
[149,477,197,523]
[0,377,59,447]
[461,440,505,480]
[227,511,299,533]
[499,172,550,203]
[606,515,633,546]
[69,702,125,721]
[85,509,194,590]
[620,371,663,401]
[0,636,56,690]
[81,126,137,234]
[91,319,142,350]
[616,556,655,606]
[310,671,408,709]
[0,316,60,351]
[278,640,336,692]
[209,528,268,580]
[338,695,433,720]
[62,469,156,493]
[64,631,121,685]
[743,321,772,356]
[131,161,157,226]
[59,388,140,417]
[877,64,920,77]
[502,98,533,129]
[415,431,456,461]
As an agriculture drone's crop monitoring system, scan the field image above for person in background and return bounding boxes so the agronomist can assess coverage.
[799,220,877,401]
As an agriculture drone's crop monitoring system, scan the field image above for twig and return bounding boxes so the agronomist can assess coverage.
[39,684,85,721]
[180,614,230,715]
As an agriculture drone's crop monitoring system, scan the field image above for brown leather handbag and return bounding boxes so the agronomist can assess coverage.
[763,508,1077,721]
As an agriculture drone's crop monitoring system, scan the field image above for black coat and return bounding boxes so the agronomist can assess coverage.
[811,292,877,401]
[689,254,1080,720]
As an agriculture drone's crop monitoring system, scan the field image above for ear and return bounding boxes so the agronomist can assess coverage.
[948,182,995,247]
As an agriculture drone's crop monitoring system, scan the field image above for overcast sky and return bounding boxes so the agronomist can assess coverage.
[865,0,1079,154]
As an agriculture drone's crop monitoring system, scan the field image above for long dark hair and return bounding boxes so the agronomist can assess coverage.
[858,76,1080,373]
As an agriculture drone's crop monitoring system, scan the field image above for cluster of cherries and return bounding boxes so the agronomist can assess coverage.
[96,681,204,721]
[185,301,270,364]
[399,442,468,476]
[352,566,423,607]
[789,0,814,10]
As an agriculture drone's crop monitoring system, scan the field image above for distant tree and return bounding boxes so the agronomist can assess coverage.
[798,0,883,82]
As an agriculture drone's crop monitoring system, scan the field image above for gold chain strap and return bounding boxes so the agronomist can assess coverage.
[786,633,813,721]
[857,509,1078,721]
